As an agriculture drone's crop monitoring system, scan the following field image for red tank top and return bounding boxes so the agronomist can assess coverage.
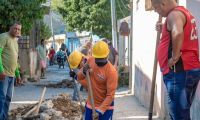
[157,6,200,75]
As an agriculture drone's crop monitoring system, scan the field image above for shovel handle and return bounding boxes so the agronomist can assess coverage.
[86,71,96,119]
[148,15,162,120]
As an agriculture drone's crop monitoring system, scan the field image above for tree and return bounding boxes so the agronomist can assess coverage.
[58,0,129,39]
[40,21,52,40]
[0,0,47,35]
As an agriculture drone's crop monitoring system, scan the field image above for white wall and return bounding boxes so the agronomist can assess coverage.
[132,0,165,119]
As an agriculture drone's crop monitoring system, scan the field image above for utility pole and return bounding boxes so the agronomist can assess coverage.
[50,0,56,49]
[110,0,118,48]
[129,0,133,94]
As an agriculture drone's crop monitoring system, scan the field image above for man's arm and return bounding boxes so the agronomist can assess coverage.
[77,68,88,88]
[114,49,119,68]
[167,11,186,67]
[15,66,20,78]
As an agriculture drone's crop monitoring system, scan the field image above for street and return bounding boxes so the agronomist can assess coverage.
[11,64,159,120]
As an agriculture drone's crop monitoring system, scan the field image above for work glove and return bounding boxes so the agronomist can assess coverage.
[83,64,90,75]
[69,70,76,78]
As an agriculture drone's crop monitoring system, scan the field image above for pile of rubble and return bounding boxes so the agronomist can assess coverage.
[36,79,74,88]
[9,94,83,120]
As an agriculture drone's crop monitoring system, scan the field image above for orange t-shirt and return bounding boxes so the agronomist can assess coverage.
[77,57,118,112]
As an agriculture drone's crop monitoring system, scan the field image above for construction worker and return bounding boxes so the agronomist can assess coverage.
[68,50,88,101]
[153,0,200,119]
[102,38,119,70]
[77,41,118,120]
[0,21,21,120]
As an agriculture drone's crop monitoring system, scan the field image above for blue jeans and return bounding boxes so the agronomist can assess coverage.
[85,106,113,120]
[163,69,200,120]
[85,101,114,120]
[0,76,15,120]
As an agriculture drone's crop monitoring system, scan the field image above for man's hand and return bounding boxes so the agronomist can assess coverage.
[16,77,22,85]
[114,64,118,70]
[168,57,178,69]
[83,64,90,75]
[155,21,163,32]
[69,70,76,78]
[0,72,6,80]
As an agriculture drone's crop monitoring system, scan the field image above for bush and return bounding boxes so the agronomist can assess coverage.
[118,65,129,87]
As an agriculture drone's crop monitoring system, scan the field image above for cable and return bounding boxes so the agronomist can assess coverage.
[116,0,126,17]
[119,0,129,10]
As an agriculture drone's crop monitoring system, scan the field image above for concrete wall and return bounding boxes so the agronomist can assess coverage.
[29,49,41,81]
[132,0,166,119]
[131,0,200,119]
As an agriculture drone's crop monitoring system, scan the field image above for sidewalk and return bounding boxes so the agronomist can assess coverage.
[113,89,160,120]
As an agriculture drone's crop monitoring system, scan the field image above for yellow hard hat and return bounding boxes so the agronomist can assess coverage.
[92,41,110,58]
[68,51,84,69]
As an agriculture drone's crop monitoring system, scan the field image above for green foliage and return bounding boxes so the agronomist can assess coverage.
[51,0,65,11]
[40,21,52,40]
[118,65,129,87]
[58,0,129,39]
[0,0,47,35]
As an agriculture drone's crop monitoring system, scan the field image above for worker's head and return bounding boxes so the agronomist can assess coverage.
[92,41,110,66]
[41,39,45,45]
[9,21,22,38]
[101,38,112,46]
[68,51,85,69]
[152,0,177,17]
[80,47,89,56]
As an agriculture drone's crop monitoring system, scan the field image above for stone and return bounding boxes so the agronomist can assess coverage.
[44,108,62,117]
[40,113,51,120]
[40,100,54,112]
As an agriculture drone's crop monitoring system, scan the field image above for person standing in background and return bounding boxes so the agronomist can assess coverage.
[36,39,47,79]
[0,21,22,120]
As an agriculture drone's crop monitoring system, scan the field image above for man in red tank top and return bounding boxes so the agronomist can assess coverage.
[152,0,200,119]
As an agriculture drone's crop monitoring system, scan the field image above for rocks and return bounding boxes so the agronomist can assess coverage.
[44,109,62,117]
[40,113,51,120]
[40,100,54,112]
[9,94,83,120]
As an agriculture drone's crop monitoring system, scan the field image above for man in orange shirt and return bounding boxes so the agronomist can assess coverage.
[77,41,118,120]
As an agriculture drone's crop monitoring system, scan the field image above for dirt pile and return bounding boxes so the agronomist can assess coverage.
[9,94,82,120]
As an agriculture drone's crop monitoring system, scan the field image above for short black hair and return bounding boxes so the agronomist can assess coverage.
[41,39,45,44]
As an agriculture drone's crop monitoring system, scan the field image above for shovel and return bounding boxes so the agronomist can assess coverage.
[148,15,162,120]
[86,71,97,120]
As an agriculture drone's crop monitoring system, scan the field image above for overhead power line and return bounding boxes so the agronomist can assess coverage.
[119,0,129,10]
[116,0,126,17]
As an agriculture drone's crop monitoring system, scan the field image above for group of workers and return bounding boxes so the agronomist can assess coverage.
[68,39,118,120]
